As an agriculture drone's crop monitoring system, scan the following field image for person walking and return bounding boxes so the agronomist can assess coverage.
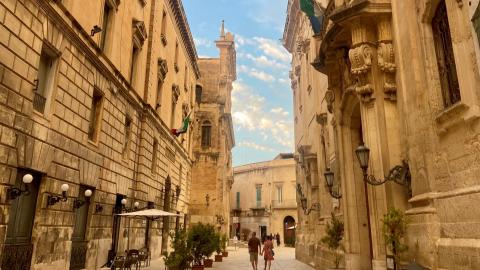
[261,235,274,270]
[275,233,281,247]
[248,232,261,270]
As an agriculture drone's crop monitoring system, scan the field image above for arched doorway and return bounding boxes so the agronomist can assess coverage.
[283,216,295,247]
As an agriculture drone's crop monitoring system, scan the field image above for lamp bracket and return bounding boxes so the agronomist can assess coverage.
[362,160,412,196]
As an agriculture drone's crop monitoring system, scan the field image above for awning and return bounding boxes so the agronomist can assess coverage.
[117,209,180,220]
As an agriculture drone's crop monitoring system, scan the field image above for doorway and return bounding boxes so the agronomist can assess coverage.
[283,216,296,247]
[1,169,41,270]
[349,103,372,269]
[69,186,92,269]
[260,226,267,242]
[108,194,125,265]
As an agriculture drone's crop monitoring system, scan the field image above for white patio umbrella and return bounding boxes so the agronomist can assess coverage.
[117,209,180,220]
[116,209,181,251]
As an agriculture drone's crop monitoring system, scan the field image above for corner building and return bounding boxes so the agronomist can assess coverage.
[230,154,298,246]
[284,0,480,269]
[0,0,204,269]
[189,25,236,235]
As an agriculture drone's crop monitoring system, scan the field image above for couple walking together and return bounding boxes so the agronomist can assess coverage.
[248,232,274,270]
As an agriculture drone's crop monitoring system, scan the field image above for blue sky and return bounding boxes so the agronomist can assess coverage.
[183,0,294,167]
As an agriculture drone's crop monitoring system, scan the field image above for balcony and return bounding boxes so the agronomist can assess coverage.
[271,199,297,209]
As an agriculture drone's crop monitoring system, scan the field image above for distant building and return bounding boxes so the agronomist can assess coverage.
[230,154,297,246]
[189,22,236,235]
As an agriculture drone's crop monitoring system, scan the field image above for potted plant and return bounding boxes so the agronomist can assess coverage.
[321,212,345,270]
[163,229,193,270]
[188,223,217,270]
[203,230,217,268]
[382,208,408,269]
[214,233,223,262]
[221,234,229,257]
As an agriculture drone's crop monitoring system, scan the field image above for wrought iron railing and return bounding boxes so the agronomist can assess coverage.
[33,92,46,113]
[1,243,33,270]
[69,241,88,270]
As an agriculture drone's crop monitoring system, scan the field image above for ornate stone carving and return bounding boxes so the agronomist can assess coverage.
[132,20,147,48]
[349,44,374,100]
[158,58,168,83]
[325,89,335,113]
[378,41,397,100]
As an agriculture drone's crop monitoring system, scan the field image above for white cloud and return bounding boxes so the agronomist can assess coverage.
[271,107,289,116]
[236,65,276,82]
[253,37,291,63]
[232,81,294,151]
[245,54,289,70]
[193,38,213,48]
[237,141,275,152]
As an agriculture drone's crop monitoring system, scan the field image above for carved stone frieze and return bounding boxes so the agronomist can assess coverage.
[349,44,374,101]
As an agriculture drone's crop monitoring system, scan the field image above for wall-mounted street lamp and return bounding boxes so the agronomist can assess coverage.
[119,198,141,212]
[73,189,93,209]
[7,174,33,200]
[90,25,102,36]
[324,168,342,199]
[296,184,321,215]
[355,144,412,195]
[47,183,69,207]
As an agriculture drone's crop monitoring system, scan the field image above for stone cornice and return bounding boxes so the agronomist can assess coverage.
[282,0,300,53]
[167,0,200,79]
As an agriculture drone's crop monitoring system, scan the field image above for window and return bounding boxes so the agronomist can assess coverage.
[130,46,139,84]
[160,10,167,46]
[88,88,103,141]
[184,66,188,90]
[432,0,461,107]
[171,86,179,128]
[156,81,163,110]
[100,3,112,50]
[201,121,212,148]
[123,116,132,157]
[34,48,58,114]
[276,185,283,203]
[174,41,179,72]
[256,185,262,207]
[236,192,240,209]
[151,139,158,173]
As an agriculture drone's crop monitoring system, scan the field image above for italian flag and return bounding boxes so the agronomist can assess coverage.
[300,0,325,34]
[171,112,191,137]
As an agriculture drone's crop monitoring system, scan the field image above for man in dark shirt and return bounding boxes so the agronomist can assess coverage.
[248,232,261,270]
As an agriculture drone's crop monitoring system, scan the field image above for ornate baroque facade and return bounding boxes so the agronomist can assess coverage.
[284,0,480,269]
[189,24,236,235]
[0,0,204,269]
[230,154,298,246]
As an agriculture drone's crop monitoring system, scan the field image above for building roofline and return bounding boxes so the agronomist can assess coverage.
[168,0,200,79]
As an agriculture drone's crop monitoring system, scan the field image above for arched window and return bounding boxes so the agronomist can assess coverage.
[201,120,212,148]
[432,0,461,108]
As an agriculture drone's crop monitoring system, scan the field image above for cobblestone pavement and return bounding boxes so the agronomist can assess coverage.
[143,246,313,270]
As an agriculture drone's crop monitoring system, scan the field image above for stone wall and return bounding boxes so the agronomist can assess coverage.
[0,0,198,269]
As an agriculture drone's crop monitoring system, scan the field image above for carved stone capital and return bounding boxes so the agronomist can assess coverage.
[325,89,335,114]
[377,18,397,101]
[349,44,374,101]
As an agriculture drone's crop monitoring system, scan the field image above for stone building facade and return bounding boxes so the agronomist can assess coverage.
[230,154,297,246]
[0,0,202,269]
[189,24,236,235]
[284,0,480,269]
